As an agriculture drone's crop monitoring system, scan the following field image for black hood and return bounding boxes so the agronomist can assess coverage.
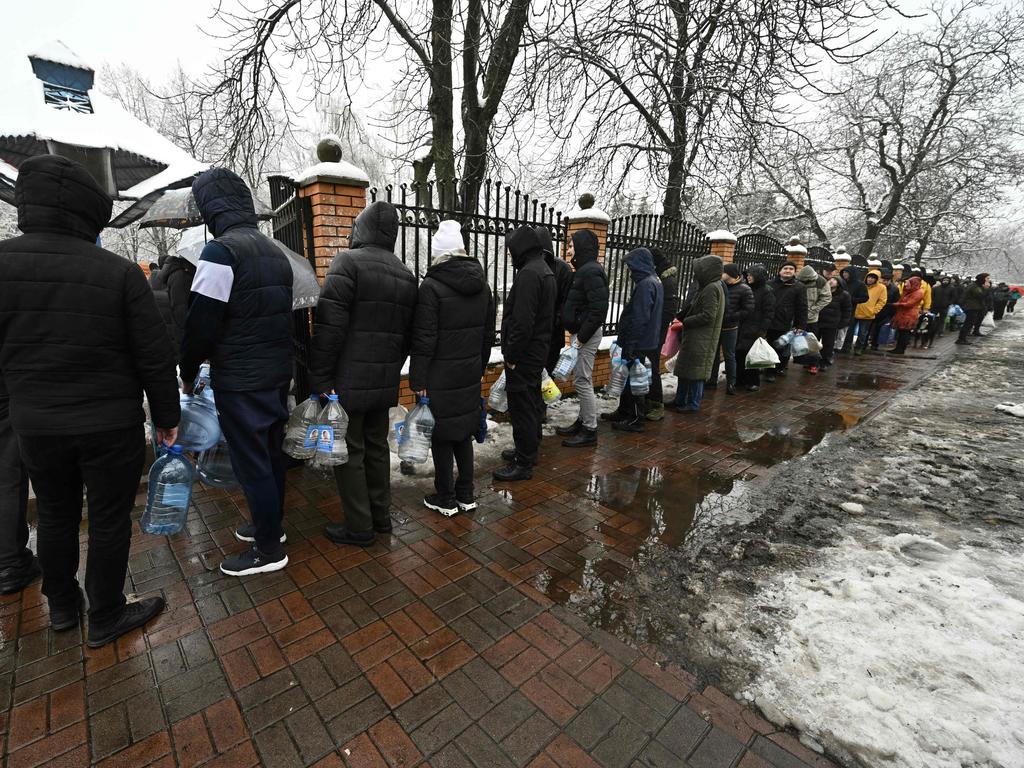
[570,229,599,269]
[746,264,769,287]
[534,226,555,267]
[506,225,543,269]
[351,201,399,250]
[192,168,258,237]
[15,154,112,242]
[427,256,486,296]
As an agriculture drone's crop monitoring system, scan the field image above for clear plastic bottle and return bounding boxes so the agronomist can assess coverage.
[143,445,194,536]
[488,370,508,412]
[398,397,435,464]
[176,393,221,452]
[195,363,216,407]
[312,394,349,468]
[283,394,321,460]
[541,371,562,404]
[197,438,238,489]
[604,358,630,399]
[552,345,578,381]
[388,404,409,454]
[629,359,651,395]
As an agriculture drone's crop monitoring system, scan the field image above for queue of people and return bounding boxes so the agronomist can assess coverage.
[0,155,1016,649]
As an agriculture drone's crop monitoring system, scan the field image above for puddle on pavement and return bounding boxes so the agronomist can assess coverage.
[535,408,859,643]
[835,372,903,390]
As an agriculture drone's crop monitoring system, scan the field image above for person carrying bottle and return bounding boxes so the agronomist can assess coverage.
[493,227,555,481]
[555,230,609,448]
[311,202,418,542]
[764,262,808,380]
[0,155,179,646]
[180,168,294,576]
[409,221,494,516]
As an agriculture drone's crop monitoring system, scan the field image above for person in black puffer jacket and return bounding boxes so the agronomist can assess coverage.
[536,226,573,375]
[182,167,294,577]
[766,262,808,379]
[494,226,555,481]
[311,201,418,542]
[161,255,196,355]
[409,221,494,516]
[149,254,174,343]
[0,155,179,646]
[709,262,754,394]
[736,264,776,391]
[556,229,608,447]
[839,266,868,353]
[817,276,852,370]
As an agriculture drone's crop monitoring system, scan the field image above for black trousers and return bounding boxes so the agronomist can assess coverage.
[616,349,661,414]
[18,426,144,624]
[735,343,759,387]
[994,301,1007,320]
[432,436,474,500]
[819,326,839,364]
[958,310,984,341]
[217,387,288,555]
[507,366,543,466]
[894,328,913,353]
[0,397,31,572]
[332,409,391,534]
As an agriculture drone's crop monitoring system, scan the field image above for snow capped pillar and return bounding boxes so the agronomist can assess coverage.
[785,236,808,270]
[565,193,610,263]
[707,229,737,264]
[294,135,370,281]
[833,246,852,272]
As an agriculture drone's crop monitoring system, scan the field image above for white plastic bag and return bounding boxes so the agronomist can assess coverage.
[746,337,780,369]
[804,333,822,354]
[488,370,508,412]
[981,311,995,329]
[540,371,562,404]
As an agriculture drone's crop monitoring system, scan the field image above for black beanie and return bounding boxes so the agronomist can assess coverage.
[723,263,741,279]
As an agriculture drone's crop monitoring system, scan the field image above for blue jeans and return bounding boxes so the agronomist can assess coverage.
[853,319,873,350]
[673,379,705,411]
[710,328,739,384]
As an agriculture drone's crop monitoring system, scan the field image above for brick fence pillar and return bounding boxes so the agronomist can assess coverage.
[565,193,610,263]
[785,236,807,270]
[294,136,370,281]
[707,230,737,263]
[833,246,852,273]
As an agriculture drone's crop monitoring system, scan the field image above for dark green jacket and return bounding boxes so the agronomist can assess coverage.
[961,283,987,312]
[675,255,725,381]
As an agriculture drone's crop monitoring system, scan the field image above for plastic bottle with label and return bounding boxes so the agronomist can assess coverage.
[629,359,651,395]
[552,345,578,381]
[388,404,409,454]
[143,445,194,536]
[312,394,349,468]
[283,395,321,460]
[398,397,435,464]
[487,370,508,412]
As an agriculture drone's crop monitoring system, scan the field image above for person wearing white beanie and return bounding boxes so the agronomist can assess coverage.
[431,219,467,262]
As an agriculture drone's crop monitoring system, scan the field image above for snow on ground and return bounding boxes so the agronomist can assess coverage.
[996,402,1024,418]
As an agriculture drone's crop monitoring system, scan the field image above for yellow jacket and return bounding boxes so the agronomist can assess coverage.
[855,270,888,320]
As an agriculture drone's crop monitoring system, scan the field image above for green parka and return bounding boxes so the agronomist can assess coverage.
[675,255,726,381]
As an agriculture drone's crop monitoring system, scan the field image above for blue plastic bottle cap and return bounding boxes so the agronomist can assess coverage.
[169,445,184,454]
[419,396,430,405]
[309,394,319,400]
[328,393,339,401]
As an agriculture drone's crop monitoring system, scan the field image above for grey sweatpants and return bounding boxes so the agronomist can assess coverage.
[573,330,603,429]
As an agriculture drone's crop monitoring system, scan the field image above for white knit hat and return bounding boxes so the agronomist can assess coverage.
[432,220,465,258]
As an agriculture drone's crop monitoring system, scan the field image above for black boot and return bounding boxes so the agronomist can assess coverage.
[562,427,597,447]
[500,449,538,466]
[493,462,533,482]
[726,382,737,395]
[555,420,582,437]
[611,416,645,433]
[600,410,629,422]
[87,596,165,649]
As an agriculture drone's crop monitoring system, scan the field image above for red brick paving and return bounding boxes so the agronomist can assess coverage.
[0,340,956,767]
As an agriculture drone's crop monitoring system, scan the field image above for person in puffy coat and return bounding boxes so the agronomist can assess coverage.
[311,201,418,544]
[646,248,679,420]
[494,226,556,481]
[869,271,901,351]
[838,266,867,353]
[765,262,808,380]
[0,155,180,646]
[993,282,1011,320]
[409,221,494,517]
[797,265,831,331]
[956,273,990,343]
[709,263,754,394]
[891,276,925,354]
[536,226,573,375]
[609,248,664,432]
[817,277,852,370]
[852,269,887,354]
[736,264,776,391]
[556,229,608,447]
[931,275,953,336]
[672,255,725,412]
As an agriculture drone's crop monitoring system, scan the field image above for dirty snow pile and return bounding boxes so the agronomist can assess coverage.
[995,402,1024,418]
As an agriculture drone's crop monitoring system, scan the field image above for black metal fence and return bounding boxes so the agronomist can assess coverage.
[806,244,833,273]
[268,175,316,395]
[734,233,785,276]
[605,214,709,333]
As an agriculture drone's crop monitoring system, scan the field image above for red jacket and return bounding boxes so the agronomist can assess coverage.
[893,277,925,330]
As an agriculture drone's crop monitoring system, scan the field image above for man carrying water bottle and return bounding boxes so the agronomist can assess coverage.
[181,168,294,576]
[0,155,180,646]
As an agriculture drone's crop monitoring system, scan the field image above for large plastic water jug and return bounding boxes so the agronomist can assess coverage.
[604,345,630,399]
[388,405,409,454]
[629,359,651,395]
[312,394,349,468]
[197,438,237,489]
[284,394,321,460]
[176,393,221,452]
[398,397,435,464]
[552,345,578,382]
[143,445,193,535]
[488,371,508,412]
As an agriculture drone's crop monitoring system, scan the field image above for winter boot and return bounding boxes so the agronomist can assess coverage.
[562,427,597,448]
[501,449,538,466]
[493,462,533,482]
[600,409,629,422]
[645,402,665,421]
[555,420,582,437]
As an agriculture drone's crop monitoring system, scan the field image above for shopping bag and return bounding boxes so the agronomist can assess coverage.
[791,333,810,357]
[745,337,780,369]
[661,320,683,358]
[981,311,995,329]
[805,333,822,354]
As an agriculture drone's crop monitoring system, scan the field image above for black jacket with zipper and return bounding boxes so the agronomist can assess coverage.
[500,226,556,373]
[560,229,608,344]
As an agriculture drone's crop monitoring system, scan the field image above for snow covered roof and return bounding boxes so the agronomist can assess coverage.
[706,229,737,243]
[0,41,207,205]
[566,206,610,223]
[291,161,370,187]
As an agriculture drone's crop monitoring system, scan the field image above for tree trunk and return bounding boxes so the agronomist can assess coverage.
[461,114,489,214]
[858,220,882,259]
[429,0,456,208]
[662,151,686,220]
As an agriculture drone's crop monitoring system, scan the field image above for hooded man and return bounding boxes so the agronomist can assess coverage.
[736,264,776,391]
[311,201,418,540]
[673,255,725,412]
[868,270,900,351]
[610,248,664,432]
[993,282,1011,320]
[765,262,808,380]
[556,229,609,448]
[494,226,556,481]
[796,264,831,373]
[181,168,295,576]
[932,275,953,334]
[535,226,573,376]
[853,268,888,354]
[838,266,868,353]
[410,220,494,517]
[0,155,180,646]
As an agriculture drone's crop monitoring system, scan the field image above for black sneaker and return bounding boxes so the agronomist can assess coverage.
[324,524,375,547]
[424,494,459,517]
[600,410,629,422]
[493,463,533,482]
[50,589,85,632]
[87,596,165,649]
[456,495,478,512]
[220,547,289,576]
[0,556,41,595]
[555,420,582,437]
[612,419,644,433]
[234,524,287,544]
[562,427,597,448]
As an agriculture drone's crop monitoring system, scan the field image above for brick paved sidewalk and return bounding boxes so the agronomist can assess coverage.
[0,338,955,768]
